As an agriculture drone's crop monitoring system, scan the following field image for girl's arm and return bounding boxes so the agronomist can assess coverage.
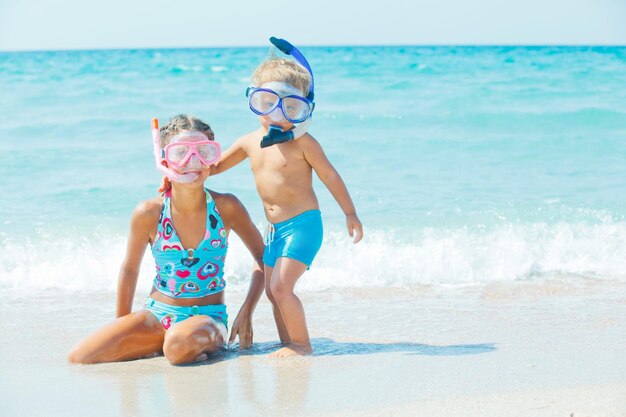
[218,194,265,349]
[116,201,156,317]
[302,135,364,243]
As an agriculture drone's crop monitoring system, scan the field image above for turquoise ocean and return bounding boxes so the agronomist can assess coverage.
[2,46,626,294]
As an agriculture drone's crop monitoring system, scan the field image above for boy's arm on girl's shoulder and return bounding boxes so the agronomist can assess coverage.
[161,133,252,189]
[213,135,251,175]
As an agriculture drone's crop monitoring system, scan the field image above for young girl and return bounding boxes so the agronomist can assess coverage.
[67,114,265,365]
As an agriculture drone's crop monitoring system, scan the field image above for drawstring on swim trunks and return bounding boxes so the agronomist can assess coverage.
[265,223,275,249]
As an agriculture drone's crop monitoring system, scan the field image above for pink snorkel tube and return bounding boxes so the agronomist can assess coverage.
[152,118,198,184]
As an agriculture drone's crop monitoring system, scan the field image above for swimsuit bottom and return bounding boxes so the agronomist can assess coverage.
[144,297,228,330]
[263,209,323,268]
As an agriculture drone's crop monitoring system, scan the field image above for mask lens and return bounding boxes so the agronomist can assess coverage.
[250,90,280,114]
[282,97,311,122]
[197,143,218,162]
[165,144,190,164]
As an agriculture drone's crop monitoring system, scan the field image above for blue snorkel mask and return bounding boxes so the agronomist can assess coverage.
[246,37,316,148]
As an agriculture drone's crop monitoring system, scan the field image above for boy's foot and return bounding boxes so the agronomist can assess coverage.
[269,344,312,358]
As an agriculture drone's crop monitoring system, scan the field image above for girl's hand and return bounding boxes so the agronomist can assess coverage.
[346,213,363,244]
[228,312,253,350]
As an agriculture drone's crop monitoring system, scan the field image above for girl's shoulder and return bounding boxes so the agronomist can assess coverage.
[208,190,241,212]
[131,196,165,226]
[207,190,249,226]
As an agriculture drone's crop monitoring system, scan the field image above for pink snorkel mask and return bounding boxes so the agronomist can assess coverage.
[151,118,221,183]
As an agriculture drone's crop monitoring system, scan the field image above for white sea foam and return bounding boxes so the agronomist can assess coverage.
[2,222,626,295]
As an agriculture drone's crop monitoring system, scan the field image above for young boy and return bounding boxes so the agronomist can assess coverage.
[215,38,363,357]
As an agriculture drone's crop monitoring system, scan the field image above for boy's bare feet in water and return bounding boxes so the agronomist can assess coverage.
[269,344,313,358]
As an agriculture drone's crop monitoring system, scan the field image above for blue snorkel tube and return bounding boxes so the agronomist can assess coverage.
[258,37,316,148]
[269,36,315,102]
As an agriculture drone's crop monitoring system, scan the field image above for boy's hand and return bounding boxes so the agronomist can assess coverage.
[158,176,171,193]
[157,166,212,194]
[346,213,363,244]
[228,313,253,350]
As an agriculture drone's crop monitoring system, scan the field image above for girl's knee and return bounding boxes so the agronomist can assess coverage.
[163,329,194,365]
[163,321,223,365]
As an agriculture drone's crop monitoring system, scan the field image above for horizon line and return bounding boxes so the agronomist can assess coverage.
[1,42,625,54]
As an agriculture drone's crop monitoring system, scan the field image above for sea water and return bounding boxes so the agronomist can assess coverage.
[1,46,626,294]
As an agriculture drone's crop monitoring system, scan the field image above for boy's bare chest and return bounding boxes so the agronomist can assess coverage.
[248,145,307,175]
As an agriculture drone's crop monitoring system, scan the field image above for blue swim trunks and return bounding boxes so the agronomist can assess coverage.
[144,297,228,331]
[263,210,323,268]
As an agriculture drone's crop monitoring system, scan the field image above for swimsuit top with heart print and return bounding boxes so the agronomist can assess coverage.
[151,188,228,298]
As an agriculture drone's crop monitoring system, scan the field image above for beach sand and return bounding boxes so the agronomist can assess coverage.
[1,279,625,416]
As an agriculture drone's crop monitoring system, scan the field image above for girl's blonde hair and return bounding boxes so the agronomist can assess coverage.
[159,114,214,148]
[251,58,311,96]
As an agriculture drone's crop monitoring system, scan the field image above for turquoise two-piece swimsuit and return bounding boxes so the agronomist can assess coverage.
[145,189,228,330]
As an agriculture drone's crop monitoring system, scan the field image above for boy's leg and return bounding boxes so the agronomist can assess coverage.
[268,257,311,357]
[264,263,291,344]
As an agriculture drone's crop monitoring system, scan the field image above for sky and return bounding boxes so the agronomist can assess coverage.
[1,0,625,51]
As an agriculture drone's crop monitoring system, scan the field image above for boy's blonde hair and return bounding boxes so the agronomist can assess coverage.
[159,114,214,148]
[251,58,311,96]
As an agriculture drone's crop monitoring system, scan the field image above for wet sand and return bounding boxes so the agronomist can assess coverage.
[1,280,625,416]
